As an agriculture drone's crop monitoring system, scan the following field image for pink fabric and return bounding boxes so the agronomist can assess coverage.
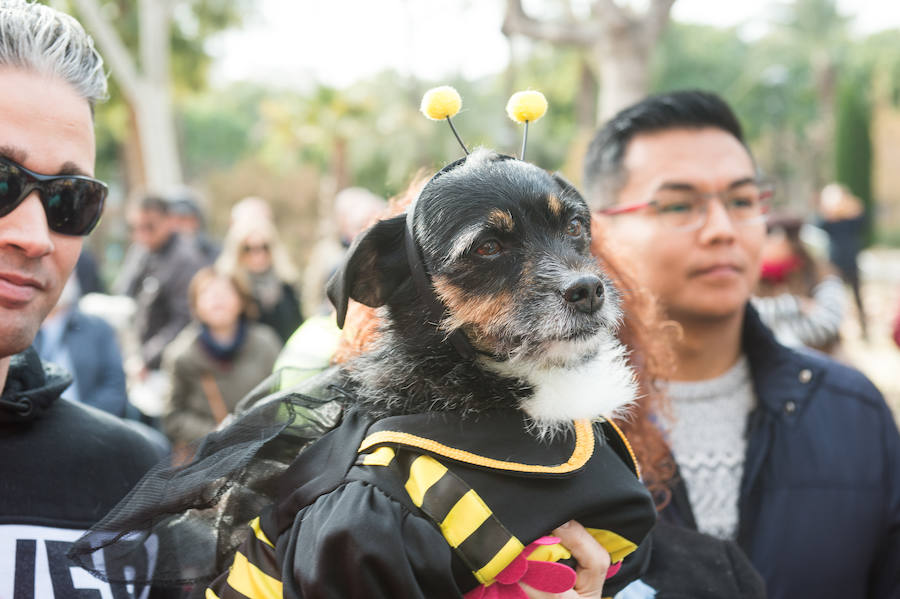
[760,256,803,284]
[605,560,622,579]
[463,536,577,599]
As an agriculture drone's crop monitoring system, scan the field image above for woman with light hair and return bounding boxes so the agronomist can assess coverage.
[216,217,302,342]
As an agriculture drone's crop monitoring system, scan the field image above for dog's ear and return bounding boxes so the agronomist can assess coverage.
[551,172,585,203]
[326,214,409,328]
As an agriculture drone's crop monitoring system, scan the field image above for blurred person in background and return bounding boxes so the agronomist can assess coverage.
[167,188,220,264]
[74,245,105,295]
[34,274,128,417]
[818,182,868,340]
[584,89,900,598]
[123,194,206,372]
[752,215,844,354]
[162,267,280,458]
[216,217,302,342]
[302,186,387,316]
[0,1,163,594]
[893,297,900,348]
[229,194,273,225]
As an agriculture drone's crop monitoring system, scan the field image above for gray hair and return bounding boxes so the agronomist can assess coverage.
[0,0,107,107]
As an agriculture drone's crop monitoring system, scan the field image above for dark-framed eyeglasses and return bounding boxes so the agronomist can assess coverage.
[599,179,773,232]
[0,155,107,236]
[241,243,270,254]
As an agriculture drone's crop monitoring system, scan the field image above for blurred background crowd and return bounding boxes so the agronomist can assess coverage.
[39,0,900,454]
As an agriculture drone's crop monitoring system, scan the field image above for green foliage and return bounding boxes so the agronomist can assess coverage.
[834,75,873,241]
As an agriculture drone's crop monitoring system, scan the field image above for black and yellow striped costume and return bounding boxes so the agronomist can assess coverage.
[207,408,656,599]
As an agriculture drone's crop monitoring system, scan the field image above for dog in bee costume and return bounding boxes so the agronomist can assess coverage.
[70,88,657,599]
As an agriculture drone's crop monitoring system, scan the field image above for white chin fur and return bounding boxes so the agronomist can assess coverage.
[485,331,638,425]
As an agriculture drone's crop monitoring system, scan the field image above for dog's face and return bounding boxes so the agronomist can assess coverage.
[418,153,621,371]
[328,150,621,370]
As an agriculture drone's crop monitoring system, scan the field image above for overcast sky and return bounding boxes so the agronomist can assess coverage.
[208,0,900,89]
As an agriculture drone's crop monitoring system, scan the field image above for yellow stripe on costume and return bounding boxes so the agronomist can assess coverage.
[249,517,274,549]
[405,455,448,506]
[586,528,638,563]
[524,529,637,566]
[440,489,492,547]
[225,551,283,599]
[474,537,526,583]
[529,543,572,563]
[205,590,221,599]
[362,446,396,466]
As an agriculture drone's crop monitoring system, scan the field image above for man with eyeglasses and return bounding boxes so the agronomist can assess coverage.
[584,90,900,598]
[0,1,160,595]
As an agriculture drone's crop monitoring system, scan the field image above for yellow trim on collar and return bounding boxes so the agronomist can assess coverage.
[604,419,641,478]
[358,419,594,474]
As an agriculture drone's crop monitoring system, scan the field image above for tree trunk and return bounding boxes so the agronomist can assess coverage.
[596,35,651,122]
[132,80,182,192]
[137,0,181,191]
[71,0,183,193]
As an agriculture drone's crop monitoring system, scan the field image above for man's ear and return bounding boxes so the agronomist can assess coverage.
[326,214,409,328]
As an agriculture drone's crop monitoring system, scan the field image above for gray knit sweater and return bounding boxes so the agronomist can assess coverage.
[664,356,756,540]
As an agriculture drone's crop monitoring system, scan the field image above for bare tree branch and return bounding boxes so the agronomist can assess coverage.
[70,0,141,100]
[502,0,596,46]
[592,0,629,31]
[643,0,677,41]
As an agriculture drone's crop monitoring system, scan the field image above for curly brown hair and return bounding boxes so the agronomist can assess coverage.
[590,228,677,506]
[333,174,677,506]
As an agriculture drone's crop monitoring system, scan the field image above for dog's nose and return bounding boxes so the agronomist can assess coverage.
[562,275,604,314]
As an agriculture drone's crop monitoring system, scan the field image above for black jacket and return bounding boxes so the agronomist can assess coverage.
[661,306,900,599]
[0,348,161,597]
[128,233,206,369]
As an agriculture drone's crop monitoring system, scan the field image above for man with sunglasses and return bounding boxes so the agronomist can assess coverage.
[0,1,160,595]
[585,90,900,598]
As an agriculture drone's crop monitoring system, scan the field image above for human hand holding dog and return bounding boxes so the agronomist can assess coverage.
[521,520,610,599]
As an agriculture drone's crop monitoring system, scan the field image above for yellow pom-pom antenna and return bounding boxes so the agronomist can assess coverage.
[506,90,548,160]
[506,90,548,124]
[421,86,462,121]
[421,86,468,155]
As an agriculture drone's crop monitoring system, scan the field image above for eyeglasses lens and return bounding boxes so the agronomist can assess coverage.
[654,184,768,230]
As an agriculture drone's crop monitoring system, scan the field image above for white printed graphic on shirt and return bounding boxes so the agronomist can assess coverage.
[0,524,157,599]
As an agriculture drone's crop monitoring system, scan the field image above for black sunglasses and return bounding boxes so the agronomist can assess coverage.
[0,155,107,236]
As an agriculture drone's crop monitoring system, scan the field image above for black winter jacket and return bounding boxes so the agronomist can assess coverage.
[661,306,900,599]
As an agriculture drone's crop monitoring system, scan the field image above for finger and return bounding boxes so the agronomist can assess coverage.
[551,521,611,597]
[520,581,578,599]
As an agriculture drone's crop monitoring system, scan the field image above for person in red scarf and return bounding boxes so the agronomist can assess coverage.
[752,215,845,354]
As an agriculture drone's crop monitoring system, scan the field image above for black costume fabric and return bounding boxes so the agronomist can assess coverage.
[259,409,655,598]
[69,369,345,591]
[0,347,161,597]
[71,369,656,598]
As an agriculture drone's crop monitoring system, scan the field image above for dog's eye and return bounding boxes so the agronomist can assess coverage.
[566,218,584,237]
[475,240,502,256]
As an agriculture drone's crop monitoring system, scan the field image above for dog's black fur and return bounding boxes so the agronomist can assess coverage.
[327,149,636,432]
